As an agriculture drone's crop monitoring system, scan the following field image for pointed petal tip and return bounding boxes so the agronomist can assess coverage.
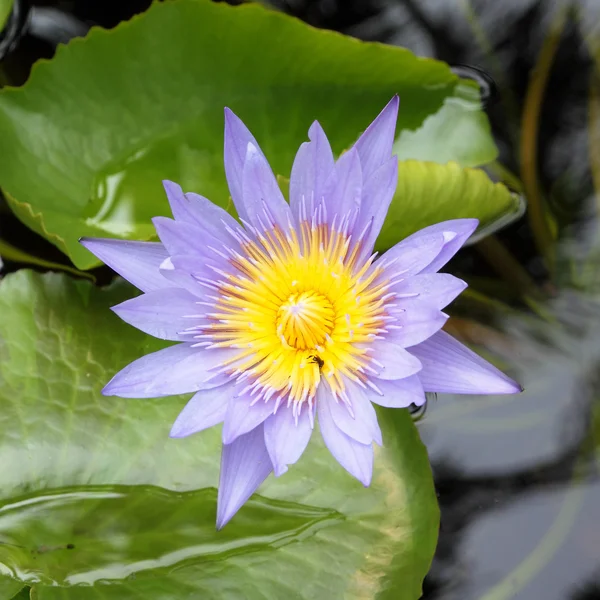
[215,510,230,530]
[360,473,372,487]
[273,464,289,477]
[217,424,273,530]
[455,218,479,237]
[162,179,180,191]
[169,423,189,439]
[473,369,523,396]
[221,430,235,445]
[79,236,100,251]
[101,381,117,397]
[497,378,524,395]
[465,217,479,230]
[224,106,240,125]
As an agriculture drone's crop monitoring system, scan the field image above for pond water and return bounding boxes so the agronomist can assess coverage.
[1,0,599,599]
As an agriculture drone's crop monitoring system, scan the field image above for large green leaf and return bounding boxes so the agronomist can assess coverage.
[0,271,439,599]
[0,0,12,30]
[0,579,23,599]
[393,81,499,168]
[377,160,523,250]
[0,0,491,270]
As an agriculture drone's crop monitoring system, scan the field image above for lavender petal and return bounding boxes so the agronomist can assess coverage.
[317,385,373,486]
[365,339,422,380]
[378,232,446,278]
[102,344,237,398]
[170,383,233,438]
[264,403,314,476]
[222,393,276,445]
[391,273,467,310]
[366,374,426,408]
[356,156,398,254]
[217,423,273,529]
[405,219,479,274]
[152,217,225,261]
[289,120,335,225]
[328,378,382,445]
[242,142,292,232]
[322,147,362,224]
[163,180,241,247]
[411,330,522,394]
[386,307,449,348]
[353,95,399,180]
[80,238,168,292]
[223,107,265,222]
[111,287,207,341]
[159,256,213,299]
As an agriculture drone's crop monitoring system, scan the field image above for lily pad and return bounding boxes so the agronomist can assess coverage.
[0,0,12,30]
[393,81,499,168]
[0,0,487,269]
[0,271,439,599]
[377,160,522,251]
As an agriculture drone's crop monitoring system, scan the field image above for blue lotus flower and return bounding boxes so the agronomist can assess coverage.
[81,97,521,528]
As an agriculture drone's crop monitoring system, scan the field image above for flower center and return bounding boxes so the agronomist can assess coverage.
[276,291,334,350]
[200,218,391,408]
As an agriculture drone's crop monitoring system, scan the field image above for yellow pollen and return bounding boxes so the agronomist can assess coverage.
[204,220,390,408]
[277,291,334,349]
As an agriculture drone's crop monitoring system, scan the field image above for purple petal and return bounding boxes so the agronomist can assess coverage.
[103,344,237,398]
[223,108,265,222]
[411,330,522,394]
[168,254,225,282]
[405,219,479,274]
[366,339,422,380]
[328,379,382,445]
[222,393,275,445]
[322,147,362,221]
[378,232,446,278]
[152,217,223,260]
[111,287,206,341]
[356,157,398,254]
[184,193,243,248]
[264,403,314,476]
[217,423,273,529]
[317,385,373,486]
[353,96,399,180]
[158,256,212,299]
[170,383,233,438]
[386,307,448,348]
[289,121,335,225]
[80,238,168,292]
[163,180,241,245]
[391,273,467,310]
[242,142,292,232]
[366,375,425,408]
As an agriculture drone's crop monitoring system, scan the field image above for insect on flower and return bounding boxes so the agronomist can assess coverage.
[308,355,325,369]
[81,96,522,528]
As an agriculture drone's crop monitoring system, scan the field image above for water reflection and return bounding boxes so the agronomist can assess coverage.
[0,485,340,586]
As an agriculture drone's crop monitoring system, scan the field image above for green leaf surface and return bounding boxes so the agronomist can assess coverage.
[377,160,522,251]
[393,81,499,168]
[0,0,12,31]
[0,0,491,270]
[0,579,24,599]
[0,271,439,599]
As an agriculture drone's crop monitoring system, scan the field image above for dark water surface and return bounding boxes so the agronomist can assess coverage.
[2,1,599,598]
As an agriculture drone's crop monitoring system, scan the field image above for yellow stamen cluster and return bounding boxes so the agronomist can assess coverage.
[203,219,391,409]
